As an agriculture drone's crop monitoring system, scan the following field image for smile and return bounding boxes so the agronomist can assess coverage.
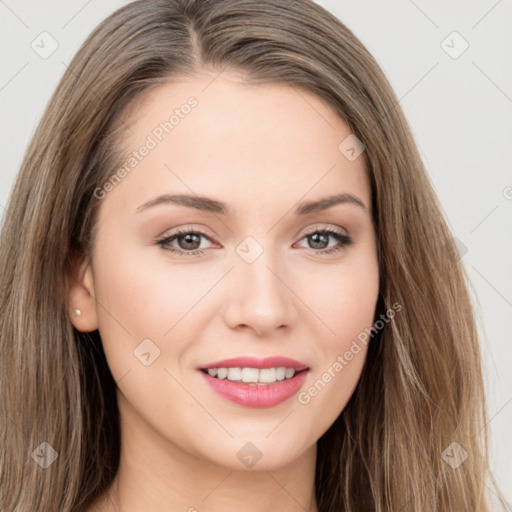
[198,368,309,408]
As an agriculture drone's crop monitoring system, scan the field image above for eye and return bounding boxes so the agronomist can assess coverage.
[294,226,353,255]
[156,227,217,256]
[155,225,353,257]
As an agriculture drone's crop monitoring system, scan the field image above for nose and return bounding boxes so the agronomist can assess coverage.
[222,247,297,336]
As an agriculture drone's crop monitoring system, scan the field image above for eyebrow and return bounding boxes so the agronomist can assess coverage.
[135,192,367,216]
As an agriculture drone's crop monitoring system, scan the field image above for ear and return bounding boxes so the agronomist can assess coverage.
[67,250,99,332]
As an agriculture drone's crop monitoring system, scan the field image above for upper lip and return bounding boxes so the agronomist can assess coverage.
[198,356,309,371]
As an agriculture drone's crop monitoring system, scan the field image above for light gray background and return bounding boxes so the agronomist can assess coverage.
[1,0,511,505]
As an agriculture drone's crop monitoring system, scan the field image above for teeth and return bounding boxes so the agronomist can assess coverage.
[285,368,296,379]
[206,366,298,384]
[228,367,242,381]
[256,368,276,383]
[241,367,260,382]
[275,367,286,381]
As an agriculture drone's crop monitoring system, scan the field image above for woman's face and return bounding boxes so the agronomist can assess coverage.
[71,71,379,471]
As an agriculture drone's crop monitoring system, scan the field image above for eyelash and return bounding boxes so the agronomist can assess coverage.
[155,225,353,257]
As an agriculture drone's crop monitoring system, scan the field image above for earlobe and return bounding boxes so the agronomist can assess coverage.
[67,253,99,332]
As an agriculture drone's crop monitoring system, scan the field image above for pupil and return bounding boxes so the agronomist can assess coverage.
[310,232,328,249]
[180,233,200,250]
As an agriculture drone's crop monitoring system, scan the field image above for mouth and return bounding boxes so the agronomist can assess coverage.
[198,366,310,408]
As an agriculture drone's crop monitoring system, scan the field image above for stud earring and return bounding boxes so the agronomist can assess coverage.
[73,308,82,317]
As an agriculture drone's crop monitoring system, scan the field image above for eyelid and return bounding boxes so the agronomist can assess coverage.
[301,224,349,238]
[157,223,215,239]
[158,223,348,240]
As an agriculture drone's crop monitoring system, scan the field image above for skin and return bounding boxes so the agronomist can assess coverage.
[68,71,379,512]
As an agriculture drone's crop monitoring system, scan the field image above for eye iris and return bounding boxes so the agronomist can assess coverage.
[179,233,201,250]
[309,232,329,249]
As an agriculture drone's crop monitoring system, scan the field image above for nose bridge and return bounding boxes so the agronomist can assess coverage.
[223,234,296,334]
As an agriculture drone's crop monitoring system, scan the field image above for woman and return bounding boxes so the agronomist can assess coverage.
[0,0,506,510]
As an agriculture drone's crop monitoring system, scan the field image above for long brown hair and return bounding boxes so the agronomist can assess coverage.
[0,0,506,510]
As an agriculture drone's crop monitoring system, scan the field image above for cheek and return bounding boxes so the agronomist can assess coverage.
[294,252,379,420]
[91,241,219,379]
[90,241,171,381]
[303,254,380,346]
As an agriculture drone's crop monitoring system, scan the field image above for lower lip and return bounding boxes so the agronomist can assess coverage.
[199,370,309,408]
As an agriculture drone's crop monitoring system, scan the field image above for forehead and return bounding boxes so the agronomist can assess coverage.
[103,72,371,219]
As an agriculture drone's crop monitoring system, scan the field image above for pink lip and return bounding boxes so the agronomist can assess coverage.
[199,369,309,408]
[198,356,309,371]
